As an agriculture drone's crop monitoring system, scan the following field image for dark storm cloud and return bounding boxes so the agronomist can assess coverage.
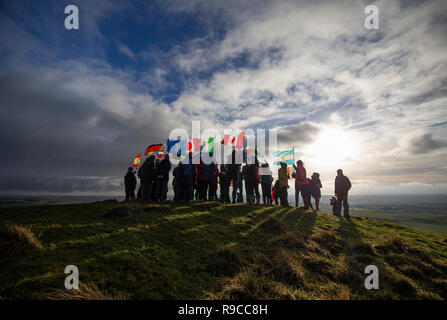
[276,123,321,146]
[409,133,447,154]
[0,72,174,183]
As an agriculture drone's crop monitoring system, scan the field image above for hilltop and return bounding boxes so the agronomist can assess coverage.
[0,201,446,299]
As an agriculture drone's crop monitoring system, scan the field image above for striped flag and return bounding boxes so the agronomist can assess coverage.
[273,149,294,165]
[144,144,163,156]
[132,154,141,167]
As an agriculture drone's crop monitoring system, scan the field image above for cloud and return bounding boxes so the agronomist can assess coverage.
[276,122,322,147]
[409,133,447,154]
[1,0,447,194]
[118,44,135,60]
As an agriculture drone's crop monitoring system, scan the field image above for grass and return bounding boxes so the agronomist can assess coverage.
[0,201,446,300]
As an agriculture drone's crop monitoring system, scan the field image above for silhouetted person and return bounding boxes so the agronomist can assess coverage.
[236,166,244,202]
[278,162,289,207]
[180,154,196,202]
[335,169,352,217]
[292,160,310,209]
[203,162,216,200]
[303,178,314,209]
[227,150,241,203]
[219,164,230,202]
[124,167,137,201]
[137,155,155,203]
[260,163,273,205]
[310,172,322,210]
[173,162,183,201]
[155,154,171,202]
[242,162,258,205]
[209,163,219,201]
[195,159,205,200]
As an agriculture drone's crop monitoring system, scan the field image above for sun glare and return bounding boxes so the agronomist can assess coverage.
[304,128,358,168]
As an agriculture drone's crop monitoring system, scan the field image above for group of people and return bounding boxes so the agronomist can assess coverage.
[124,152,352,217]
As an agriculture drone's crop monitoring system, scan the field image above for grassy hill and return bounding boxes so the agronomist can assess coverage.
[1,201,446,300]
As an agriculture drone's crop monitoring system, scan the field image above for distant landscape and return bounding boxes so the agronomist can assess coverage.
[1,194,446,234]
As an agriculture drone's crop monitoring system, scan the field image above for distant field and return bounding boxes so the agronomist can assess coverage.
[348,209,447,234]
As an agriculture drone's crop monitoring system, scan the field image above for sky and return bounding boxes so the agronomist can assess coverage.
[0,0,447,196]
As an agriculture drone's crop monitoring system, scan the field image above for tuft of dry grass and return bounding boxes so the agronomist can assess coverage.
[0,223,43,258]
[46,281,130,300]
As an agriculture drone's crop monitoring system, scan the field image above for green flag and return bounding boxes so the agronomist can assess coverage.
[208,137,214,153]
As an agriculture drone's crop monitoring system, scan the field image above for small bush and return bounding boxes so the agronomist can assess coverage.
[0,223,43,258]
[46,281,129,300]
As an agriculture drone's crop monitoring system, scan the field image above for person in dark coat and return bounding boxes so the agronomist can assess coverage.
[260,163,273,205]
[209,164,219,201]
[334,169,352,217]
[178,154,196,202]
[227,150,241,203]
[137,155,155,203]
[242,163,258,205]
[310,172,322,210]
[172,162,183,201]
[155,155,171,202]
[124,167,137,201]
[219,164,230,202]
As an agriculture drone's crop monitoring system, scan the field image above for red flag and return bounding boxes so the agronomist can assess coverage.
[236,131,245,150]
[221,135,230,145]
[231,136,236,144]
[186,141,192,151]
[192,138,201,151]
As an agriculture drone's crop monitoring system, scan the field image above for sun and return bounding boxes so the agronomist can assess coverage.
[304,128,359,169]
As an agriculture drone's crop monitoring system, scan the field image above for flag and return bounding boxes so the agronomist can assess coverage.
[273,149,294,165]
[235,131,245,150]
[132,154,141,167]
[167,139,186,156]
[192,138,201,151]
[208,137,214,153]
[221,135,230,145]
[144,144,163,156]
